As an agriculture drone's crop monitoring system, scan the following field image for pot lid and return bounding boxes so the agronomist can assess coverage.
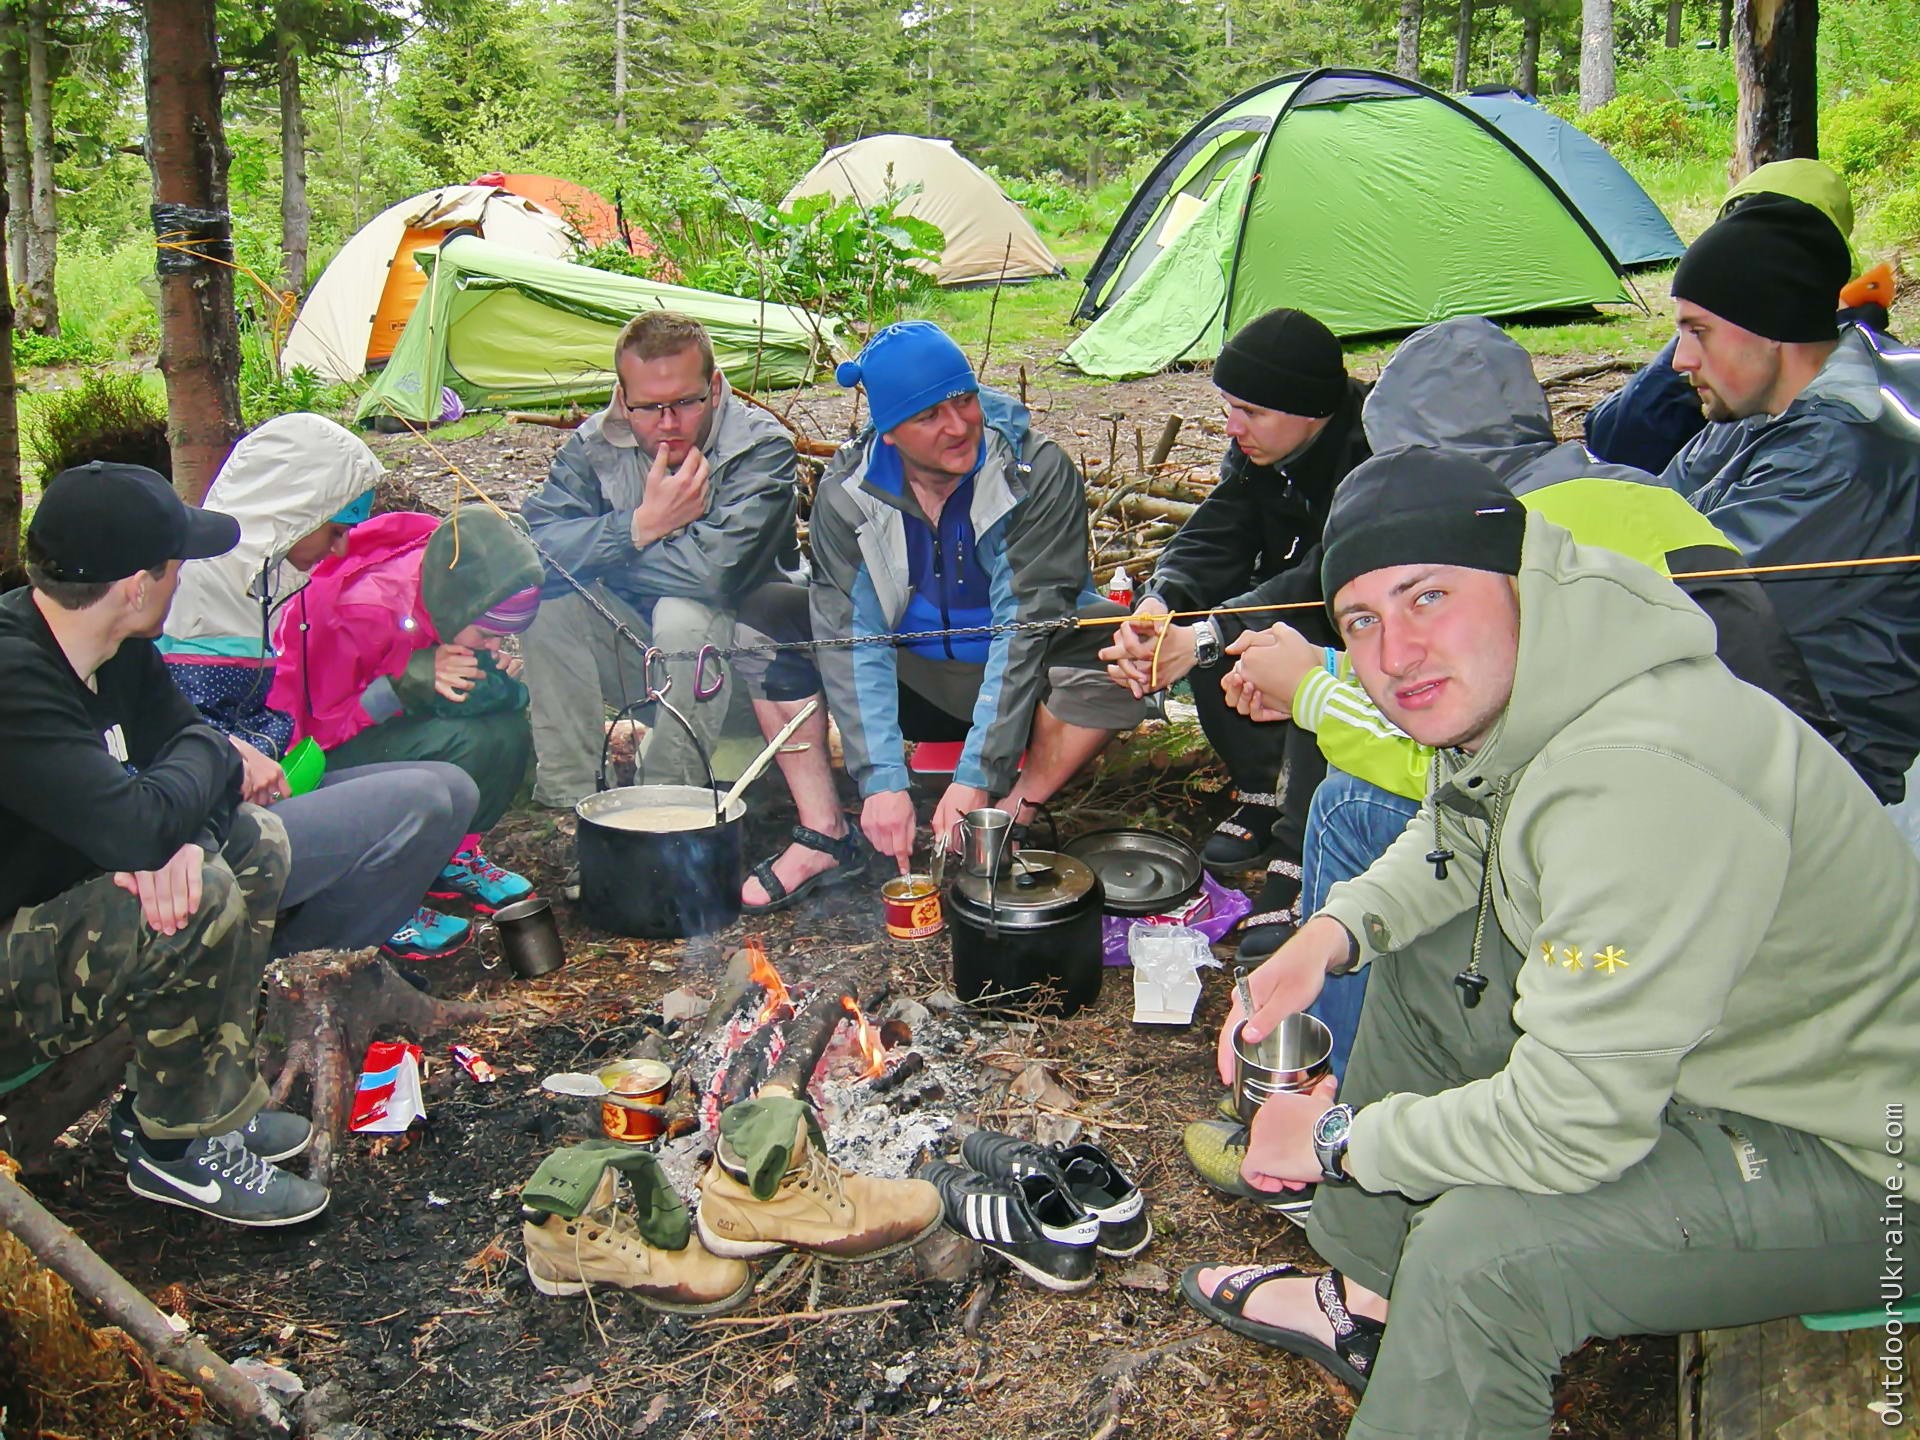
[1061,828,1203,915]
[950,850,1099,914]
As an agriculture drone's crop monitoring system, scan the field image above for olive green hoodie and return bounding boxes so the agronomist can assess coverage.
[1321,513,1920,1197]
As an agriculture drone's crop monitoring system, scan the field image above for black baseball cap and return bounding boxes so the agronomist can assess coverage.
[29,462,241,583]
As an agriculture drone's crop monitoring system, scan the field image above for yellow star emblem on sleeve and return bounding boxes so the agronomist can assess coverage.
[1560,945,1584,972]
[1593,946,1629,975]
[1539,940,1557,965]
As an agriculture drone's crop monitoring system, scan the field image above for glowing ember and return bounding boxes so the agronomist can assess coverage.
[747,942,791,1026]
[841,995,888,1080]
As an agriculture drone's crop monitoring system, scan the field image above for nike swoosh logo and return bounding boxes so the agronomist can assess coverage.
[143,1164,222,1204]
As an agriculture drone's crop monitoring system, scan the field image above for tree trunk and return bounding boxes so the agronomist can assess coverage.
[276,9,307,297]
[613,0,628,135]
[1719,0,1733,49]
[1453,0,1473,89]
[143,0,242,504]
[1667,0,1684,46]
[1580,0,1614,111]
[1395,0,1422,80]
[1222,0,1233,47]
[0,9,23,296]
[1733,0,1817,176]
[0,123,17,586]
[21,0,53,336]
[1518,9,1541,94]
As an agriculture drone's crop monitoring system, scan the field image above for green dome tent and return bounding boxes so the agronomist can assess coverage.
[356,235,843,425]
[1065,68,1632,379]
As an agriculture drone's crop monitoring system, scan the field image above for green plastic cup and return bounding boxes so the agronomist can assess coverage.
[282,738,326,797]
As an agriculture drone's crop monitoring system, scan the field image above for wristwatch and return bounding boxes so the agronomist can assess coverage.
[1312,1103,1356,1185]
[1192,618,1223,669]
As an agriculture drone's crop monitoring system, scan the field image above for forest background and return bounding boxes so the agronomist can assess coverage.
[13,0,1920,439]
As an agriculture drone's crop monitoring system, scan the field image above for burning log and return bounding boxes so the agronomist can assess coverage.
[762,985,861,1094]
[869,1050,926,1096]
[715,1021,785,1111]
[698,946,769,1042]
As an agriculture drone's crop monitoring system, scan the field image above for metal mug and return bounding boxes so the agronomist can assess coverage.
[947,806,1014,879]
[486,896,565,979]
[1231,1012,1333,1123]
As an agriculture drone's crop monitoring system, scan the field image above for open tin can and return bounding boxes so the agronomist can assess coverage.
[596,1059,672,1143]
[882,875,944,939]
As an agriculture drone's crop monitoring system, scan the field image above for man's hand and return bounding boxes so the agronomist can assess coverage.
[860,790,919,874]
[1099,598,1196,697]
[1222,625,1322,723]
[1241,1073,1341,1193]
[1217,915,1351,1085]
[929,783,992,858]
[230,736,289,805]
[113,843,206,936]
[433,644,482,702]
[631,444,712,548]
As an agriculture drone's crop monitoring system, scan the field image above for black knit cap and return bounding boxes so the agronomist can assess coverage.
[1212,307,1348,419]
[1320,448,1527,612]
[1670,192,1850,343]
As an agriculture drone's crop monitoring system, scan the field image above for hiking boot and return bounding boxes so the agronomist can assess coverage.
[523,1169,752,1313]
[695,1097,943,1262]
[1182,1118,1313,1229]
[920,1158,1100,1292]
[960,1130,1151,1258]
[125,1132,330,1228]
[382,906,472,960]
[429,844,535,914]
[1201,795,1285,872]
[111,1095,311,1166]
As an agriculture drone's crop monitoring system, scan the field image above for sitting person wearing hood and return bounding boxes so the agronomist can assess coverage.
[266,500,544,956]
[131,414,484,962]
[519,311,799,812]
[730,321,1149,908]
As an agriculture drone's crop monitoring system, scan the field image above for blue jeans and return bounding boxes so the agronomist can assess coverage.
[1301,767,1421,1079]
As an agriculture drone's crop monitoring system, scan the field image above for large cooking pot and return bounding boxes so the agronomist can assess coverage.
[574,694,743,938]
[945,849,1104,1017]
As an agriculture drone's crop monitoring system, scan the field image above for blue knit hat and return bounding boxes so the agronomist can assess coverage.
[330,490,374,525]
[836,321,977,436]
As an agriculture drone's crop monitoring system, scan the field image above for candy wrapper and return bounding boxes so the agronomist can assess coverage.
[1101,870,1252,965]
[349,1039,427,1133]
[1128,923,1221,1025]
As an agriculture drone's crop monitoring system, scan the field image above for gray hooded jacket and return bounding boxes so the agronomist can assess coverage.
[521,373,797,609]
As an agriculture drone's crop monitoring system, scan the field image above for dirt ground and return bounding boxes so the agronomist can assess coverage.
[17,353,1683,1440]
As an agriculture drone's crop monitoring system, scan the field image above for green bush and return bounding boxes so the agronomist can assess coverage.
[1575,93,1720,163]
[1824,77,1920,186]
[54,229,161,357]
[24,373,169,483]
[241,329,354,431]
[13,333,108,368]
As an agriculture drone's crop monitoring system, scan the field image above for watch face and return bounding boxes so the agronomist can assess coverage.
[1314,1105,1352,1147]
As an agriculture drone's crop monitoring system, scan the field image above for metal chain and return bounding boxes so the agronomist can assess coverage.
[647,615,1079,662]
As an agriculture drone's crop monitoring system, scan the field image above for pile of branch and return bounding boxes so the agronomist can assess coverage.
[1076,414,1216,580]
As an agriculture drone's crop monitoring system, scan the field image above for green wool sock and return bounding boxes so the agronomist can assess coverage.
[521,1141,690,1251]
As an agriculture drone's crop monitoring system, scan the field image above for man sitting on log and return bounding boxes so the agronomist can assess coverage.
[1181,449,1919,1435]
[520,310,799,809]
[0,464,328,1227]
[730,320,1148,905]
[1099,308,1371,953]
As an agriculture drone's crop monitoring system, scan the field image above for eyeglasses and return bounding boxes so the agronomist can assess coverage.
[622,380,714,418]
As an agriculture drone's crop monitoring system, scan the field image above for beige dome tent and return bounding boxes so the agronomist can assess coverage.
[783,135,1063,287]
[284,185,580,383]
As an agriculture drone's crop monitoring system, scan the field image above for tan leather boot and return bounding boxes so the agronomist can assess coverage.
[523,1170,752,1313]
[696,1112,943,1262]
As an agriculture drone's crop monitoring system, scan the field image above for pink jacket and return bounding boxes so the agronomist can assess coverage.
[267,512,442,750]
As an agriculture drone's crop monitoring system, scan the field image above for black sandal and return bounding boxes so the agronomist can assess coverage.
[1201,793,1285,871]
[1179,1262,1383,1393]
[742,824,864,914]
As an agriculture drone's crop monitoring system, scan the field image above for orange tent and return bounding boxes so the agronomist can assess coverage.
[473,172,662,261]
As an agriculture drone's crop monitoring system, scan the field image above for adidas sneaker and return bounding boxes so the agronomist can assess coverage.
[960,1129,1152,1258]
[920,1158,1099,1292]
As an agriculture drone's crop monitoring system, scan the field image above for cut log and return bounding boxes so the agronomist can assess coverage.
[0,1028,134,1169]
[1679,1319,1896,1438]
[762,984,859,1094]
[262,948,499,1186]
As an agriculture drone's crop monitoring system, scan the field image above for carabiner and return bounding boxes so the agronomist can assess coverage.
[641,647,674,703]
[693,644,727,702]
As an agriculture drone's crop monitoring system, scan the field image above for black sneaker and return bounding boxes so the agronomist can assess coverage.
[919,1158,1100,1292]
[110,1096,313,1166]
[126,1132,331,1228]
[960,1130,1151,1258]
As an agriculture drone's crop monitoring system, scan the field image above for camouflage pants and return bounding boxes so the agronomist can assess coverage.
[0,805,289,1141]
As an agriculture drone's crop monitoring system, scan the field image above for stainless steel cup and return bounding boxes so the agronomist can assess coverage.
[1231,1012,1333,1123]
[488,896,565,979]
[955,807,1014,879]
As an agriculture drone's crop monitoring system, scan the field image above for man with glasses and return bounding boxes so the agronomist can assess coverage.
[521,311,798,804]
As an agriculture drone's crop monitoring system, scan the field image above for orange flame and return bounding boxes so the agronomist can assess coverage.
[841,995,888,1080]
[747,942,791,1026]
